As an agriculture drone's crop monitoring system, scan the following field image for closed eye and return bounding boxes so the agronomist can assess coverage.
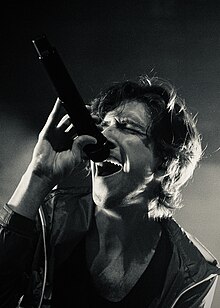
[101,118,146,136]
[100,120,111,130]
[118,122,146,135]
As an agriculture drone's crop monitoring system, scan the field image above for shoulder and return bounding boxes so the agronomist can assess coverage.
[161,218,220,268]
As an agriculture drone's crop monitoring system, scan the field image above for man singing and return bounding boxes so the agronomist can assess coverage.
[0,76,219,307]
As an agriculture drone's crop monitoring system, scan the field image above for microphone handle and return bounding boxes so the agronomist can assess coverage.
[32,35,110,162]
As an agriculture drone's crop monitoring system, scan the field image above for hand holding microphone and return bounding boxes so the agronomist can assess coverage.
[32,35,111,162]
[30,98,97,185]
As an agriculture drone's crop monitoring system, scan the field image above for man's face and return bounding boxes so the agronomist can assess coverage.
[91,100,157,209]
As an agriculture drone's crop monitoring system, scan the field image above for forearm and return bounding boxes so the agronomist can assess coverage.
[6,100,97,221]
[0,205,37,306]
[7,165,54,220]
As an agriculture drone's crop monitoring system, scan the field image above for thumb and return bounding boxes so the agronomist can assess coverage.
[72,135,97,160]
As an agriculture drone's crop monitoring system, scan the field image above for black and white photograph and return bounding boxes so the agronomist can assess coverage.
[0,1,220,307]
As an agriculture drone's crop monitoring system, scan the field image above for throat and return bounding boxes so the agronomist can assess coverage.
[89,208,163,261]
[86,218,162,302]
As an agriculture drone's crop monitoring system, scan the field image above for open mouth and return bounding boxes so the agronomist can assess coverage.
[96,158,122,177]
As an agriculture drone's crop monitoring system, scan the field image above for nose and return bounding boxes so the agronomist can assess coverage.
[106,139,116,149]
[102,126,118,150]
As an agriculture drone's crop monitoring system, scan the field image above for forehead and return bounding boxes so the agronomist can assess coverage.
[104,100,150,125]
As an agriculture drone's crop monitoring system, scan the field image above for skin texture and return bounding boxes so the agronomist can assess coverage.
[7,99,162,301]
[8,99,97,219]
[86,101,162,301]
[91,100,157,211]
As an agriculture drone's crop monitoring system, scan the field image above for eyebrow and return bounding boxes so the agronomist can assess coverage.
[122,117,147,130]
[103,114,147,131]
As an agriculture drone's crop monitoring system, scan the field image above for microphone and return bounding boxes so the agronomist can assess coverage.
[32,35,110,162]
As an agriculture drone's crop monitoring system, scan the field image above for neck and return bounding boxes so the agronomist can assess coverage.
[94,186,154,213]
[86,201,162,301]
[94,202,161,252]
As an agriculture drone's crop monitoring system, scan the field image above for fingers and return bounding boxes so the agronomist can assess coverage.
[54,103,102,138]
[72,135,97,160]
[46,98,65,127]
[73,135,97,149]
[40,98,66,137]
[39,99,102,147]
[57,114,73,132]
[57,114,71,128]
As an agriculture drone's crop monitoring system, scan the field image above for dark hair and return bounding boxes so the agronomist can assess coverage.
[91,76,202,219]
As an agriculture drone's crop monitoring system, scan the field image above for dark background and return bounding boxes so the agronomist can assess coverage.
[0,0,219,306]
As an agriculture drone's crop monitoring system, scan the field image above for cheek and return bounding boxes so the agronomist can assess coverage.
[126,139,155,173]
[126,136,152,158]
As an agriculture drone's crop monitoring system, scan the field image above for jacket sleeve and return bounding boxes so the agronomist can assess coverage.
[42,184,94,267]
[0,203,37,308]
[41,162,94,266]
[175,276,218,308]
[0,165,94,307]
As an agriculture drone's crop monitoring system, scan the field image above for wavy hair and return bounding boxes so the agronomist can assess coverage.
[91,76,202,219]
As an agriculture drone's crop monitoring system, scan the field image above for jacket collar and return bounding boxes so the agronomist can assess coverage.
[155,218,220,307]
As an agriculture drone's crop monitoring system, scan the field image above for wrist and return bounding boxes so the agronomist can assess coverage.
[8,166,55,220]
[0,203,36,236]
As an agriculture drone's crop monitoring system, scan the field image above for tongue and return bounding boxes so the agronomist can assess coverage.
[98,162,121,176]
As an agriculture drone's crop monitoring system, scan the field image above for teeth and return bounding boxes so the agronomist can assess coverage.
[95,157,123,177]
[103,158,123,167]
[96,162,104,167]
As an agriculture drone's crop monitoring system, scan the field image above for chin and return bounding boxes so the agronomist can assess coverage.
[92,183,122,210]
[91,159,140,209]
[91,165,122,203]
[92,183,113,207]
